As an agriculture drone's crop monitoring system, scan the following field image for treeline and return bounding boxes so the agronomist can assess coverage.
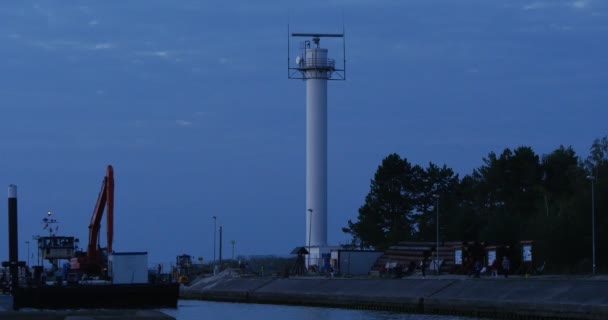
[343,136,608,273]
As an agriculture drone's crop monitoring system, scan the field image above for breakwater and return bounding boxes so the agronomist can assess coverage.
[181,274,608,320]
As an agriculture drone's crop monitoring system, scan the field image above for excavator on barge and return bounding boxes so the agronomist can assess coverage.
[13,165,179,310]
[69,165,115,279]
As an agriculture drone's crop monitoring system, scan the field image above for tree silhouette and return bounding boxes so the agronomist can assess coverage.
[343,135,608,273]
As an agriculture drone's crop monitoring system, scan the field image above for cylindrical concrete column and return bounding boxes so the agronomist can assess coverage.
[306,78,328,248]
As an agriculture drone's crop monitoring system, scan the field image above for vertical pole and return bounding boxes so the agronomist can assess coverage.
[213,216,216,264]
[219,226,223,266]
[231,240,235,260]
[436,197,439,275]
[26,241,30,266]
[591,179,596,276]
[8,185,18,292]
[307,209,313,270]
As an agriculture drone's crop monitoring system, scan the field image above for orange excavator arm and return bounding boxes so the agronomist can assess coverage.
[87,165,114,262]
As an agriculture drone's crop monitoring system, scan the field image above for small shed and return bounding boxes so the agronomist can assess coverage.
[331,250,383,276]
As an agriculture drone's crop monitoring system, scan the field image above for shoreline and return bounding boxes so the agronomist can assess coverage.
[181,273,608,319]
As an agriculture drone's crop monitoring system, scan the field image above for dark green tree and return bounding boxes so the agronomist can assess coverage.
[585,136,608,174]
[448,174,485,242]
[344,136,608,273]
[469,147,544,244]
[342,154,419,250]
[541,146,583,217]
[413,163,459,242]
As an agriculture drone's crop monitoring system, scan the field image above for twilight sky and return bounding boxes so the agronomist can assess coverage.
[0,0,606,267]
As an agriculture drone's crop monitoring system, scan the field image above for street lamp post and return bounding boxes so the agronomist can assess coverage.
[213,216,217,265]
[231,240,235,260]
[36,238,40,266]
[25,241,30,266]
[307,208,313,271]
[587,175,596,276]
[433,194,440,275]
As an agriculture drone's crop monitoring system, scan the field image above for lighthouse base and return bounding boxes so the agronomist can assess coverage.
[305,245,340,272]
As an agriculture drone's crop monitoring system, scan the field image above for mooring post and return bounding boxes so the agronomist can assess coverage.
[8,185,19,293]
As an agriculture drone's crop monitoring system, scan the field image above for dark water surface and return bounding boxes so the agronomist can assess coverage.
[162,300,488,320]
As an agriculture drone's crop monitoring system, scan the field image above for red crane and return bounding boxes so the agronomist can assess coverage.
[87,165,114,265]
[72,165,114,275]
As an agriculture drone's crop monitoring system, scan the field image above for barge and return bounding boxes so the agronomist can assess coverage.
[7,165,179,310]
[13,282,179,309]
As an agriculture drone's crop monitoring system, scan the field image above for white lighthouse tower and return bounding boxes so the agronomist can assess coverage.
[289,32,345,268]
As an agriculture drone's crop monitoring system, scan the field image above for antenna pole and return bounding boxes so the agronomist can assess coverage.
[287,24,291,79]
[342,25,346,80]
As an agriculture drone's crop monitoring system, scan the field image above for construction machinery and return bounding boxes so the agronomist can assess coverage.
[175,254,195,284]
[70,165,114,278]
[14,165,181,310]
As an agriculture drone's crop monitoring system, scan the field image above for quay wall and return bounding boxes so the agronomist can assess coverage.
[181,276,608,319]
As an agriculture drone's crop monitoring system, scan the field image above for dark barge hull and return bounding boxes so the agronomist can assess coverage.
[13,282,179,310]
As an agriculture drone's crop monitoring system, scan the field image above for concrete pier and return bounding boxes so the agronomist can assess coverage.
[181,274,608,319]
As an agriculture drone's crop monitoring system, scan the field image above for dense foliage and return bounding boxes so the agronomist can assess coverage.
[343,136,608,273]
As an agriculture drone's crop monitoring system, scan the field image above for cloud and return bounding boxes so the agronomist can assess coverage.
[88,20,99,26]
[24,39,118,52]
[92,43,114,50]
[33,4,57,24]
[194,111,207,117]
[572,0,588,8]
[29,40,81,51]
[522,0,590,10]
[135,51,172,58]
[129,119,195,129]
[550,24,573,31]
[79,6,93,15]
[175,120,192,127]
[523,2,546,10]
[327,0,399,6]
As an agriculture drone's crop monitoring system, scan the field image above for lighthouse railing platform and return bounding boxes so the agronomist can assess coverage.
[297,58,336,70]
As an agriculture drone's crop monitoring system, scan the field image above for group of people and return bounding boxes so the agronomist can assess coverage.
[467,256,511,278]
[380,255,512,278]
[379,259,432,277]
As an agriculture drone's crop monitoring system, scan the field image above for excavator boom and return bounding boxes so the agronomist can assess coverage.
[86,165,114,265]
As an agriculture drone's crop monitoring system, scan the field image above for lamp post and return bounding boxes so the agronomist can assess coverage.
[307,208,313,270]
[231,240,235,260]
[212,216,217,265]
[433,194,440,275]
[25,241,30,266]
[36,237,41,266]
[587,175,596,276]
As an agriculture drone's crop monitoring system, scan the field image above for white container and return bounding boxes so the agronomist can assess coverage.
[109,252,148,284]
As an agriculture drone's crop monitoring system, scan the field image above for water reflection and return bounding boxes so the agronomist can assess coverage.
[162,300,488,320]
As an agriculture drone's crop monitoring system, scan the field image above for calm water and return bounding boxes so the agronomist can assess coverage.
[162,300,488,320]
